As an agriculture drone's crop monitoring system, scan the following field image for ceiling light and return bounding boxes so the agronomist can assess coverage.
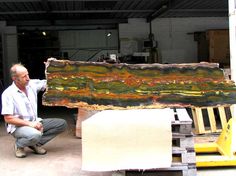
[107,32,112,37]
[42,31,47,36]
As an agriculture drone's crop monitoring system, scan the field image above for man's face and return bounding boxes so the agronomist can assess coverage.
[14,67,30,88]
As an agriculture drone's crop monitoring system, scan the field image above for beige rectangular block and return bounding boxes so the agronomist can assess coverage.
[82,109,173,171]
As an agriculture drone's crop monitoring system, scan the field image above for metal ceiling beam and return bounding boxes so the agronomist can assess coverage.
[41,0,54,26]
[0,0,228,22]
[8,20,52,26]
[169,9,227,12]
[147,4,169,22]
[0,0,126,1]
[42,0,51,12]
[55,19,127,25]
[0,9,153,15]
[0,11,46,14]
[17,25,118,31]
[0,0,41,2]
[7,18,128,26]
[48,0,126,1]
[52,10,153,13]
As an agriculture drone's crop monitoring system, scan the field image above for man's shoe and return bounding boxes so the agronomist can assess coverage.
[14,144,26,158]
[28,145,47,155]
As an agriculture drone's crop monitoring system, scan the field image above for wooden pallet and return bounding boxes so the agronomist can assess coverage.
[162,108,197,175]
[191,105,234,134]
[172,108,193,135]
[171,134,196,175]
[173,135,194,149]
[126,151,196,176]
[173,150,195,165]
[126,166,196,176]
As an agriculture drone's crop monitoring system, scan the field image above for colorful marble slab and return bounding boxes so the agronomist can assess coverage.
[43,59,236,110]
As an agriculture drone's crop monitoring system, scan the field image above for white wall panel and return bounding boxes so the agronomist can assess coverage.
[119,17,228,63]
[59,29,118,61]
[119,18,149,39]
[119,18,149,56]
[59,31,75,48]
[77,30,106,48]
[152,17,229,63]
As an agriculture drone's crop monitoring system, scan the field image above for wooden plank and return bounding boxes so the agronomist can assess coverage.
[192,106,233,134]
[191,108,205,134]
[43,59,236,110]
[207,107,217,132]
[173,136,195,149]
[230,105,235,118]
[218,106,228,129]
[180,151,196,164]
[176,109,192,122]
[172,109,192,134]
[126,166,197,176]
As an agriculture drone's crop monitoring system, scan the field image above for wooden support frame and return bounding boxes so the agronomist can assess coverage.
[192,105,234,134]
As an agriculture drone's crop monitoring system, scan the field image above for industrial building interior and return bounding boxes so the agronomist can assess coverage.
[0,0,236,176]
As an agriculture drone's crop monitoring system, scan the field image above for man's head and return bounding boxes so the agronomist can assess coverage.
[10,63,30,89]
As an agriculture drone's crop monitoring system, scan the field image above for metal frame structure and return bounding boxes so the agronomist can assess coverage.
[0,0,228,27]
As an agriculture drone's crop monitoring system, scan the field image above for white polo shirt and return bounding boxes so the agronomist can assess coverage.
[1,79,47,133]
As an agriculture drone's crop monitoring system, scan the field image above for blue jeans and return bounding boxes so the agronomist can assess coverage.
[12,118,67,148]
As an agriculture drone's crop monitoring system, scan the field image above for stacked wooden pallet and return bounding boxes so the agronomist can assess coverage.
[171,108,197,176]
[126,108,197,176]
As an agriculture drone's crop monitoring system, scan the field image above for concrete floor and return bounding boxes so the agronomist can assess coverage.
[0,107,236,176]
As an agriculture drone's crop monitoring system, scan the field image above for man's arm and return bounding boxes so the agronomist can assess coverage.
[4,115,43,131]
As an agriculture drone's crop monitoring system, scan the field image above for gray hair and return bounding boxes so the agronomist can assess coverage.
[10,63,25,78]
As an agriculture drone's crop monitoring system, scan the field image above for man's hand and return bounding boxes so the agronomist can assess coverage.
[29,121,44,133]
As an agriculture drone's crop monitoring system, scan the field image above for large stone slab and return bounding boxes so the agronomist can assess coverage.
[81,109,173,171]
[43,58,236,110]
